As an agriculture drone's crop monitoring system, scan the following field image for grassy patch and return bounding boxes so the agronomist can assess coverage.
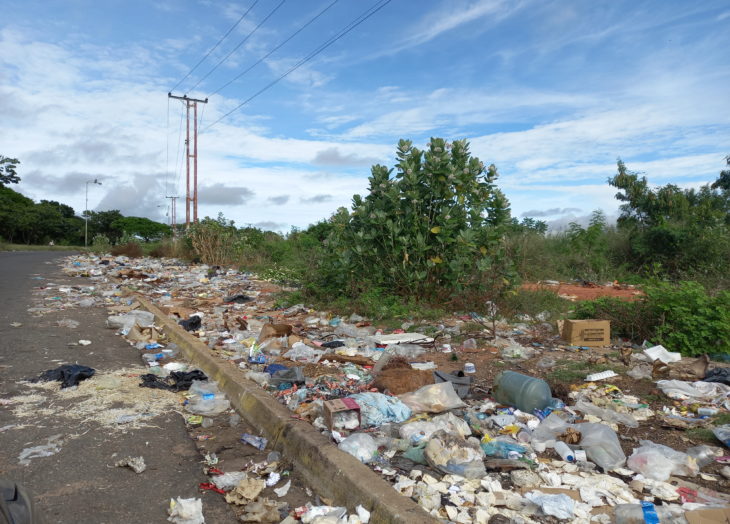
[0,243,85,252]
[685,428,719,444]
[546,359,622,384]
[712,413,730,426]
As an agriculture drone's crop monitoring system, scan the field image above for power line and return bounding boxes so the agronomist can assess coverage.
[187,0,287,94]
[170,0,260,92]
[204,0,392,131]
[208,0,339,98]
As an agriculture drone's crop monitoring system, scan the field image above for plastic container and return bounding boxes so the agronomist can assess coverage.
[614,503,684,524]
[553,441,575,462]
[464,362,476,374]
[492,371,552,413]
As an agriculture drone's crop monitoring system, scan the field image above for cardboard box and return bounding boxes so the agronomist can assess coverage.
[323,398,361,431]
[562,319,610,347]
[685,507,730,524]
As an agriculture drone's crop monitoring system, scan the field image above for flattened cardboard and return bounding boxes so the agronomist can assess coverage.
[685,507,730,524]
[562,319,610,347]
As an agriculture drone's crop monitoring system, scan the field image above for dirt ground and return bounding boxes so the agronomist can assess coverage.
[522,281,644,301]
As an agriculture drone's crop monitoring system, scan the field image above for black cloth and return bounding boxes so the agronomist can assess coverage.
[704,367,730,386]
[34,364,95,388]
[139,370,207,392]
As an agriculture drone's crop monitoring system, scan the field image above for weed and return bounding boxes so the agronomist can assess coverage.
[500,288,572,322]
[546,359,619,383]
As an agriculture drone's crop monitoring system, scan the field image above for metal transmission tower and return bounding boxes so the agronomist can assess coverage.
[165,196,178,235]
[168,93,208,228]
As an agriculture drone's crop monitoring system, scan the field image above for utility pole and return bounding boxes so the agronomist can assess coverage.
[168,93,208,228]
[166,196,178,236]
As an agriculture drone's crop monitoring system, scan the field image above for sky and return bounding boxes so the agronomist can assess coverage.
[2,0,729,232]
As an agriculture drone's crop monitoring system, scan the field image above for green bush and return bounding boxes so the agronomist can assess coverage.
[646,281,730,356]
[312,138,516,302]
[573,281,730,355]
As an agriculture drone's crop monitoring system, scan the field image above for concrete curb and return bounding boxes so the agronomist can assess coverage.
[135,296,437,524]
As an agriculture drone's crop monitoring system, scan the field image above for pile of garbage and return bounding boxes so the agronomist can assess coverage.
[59,254,730,523]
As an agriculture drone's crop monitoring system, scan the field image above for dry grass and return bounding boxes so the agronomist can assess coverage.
[8,368,182,429]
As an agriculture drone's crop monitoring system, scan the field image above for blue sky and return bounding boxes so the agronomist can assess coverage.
[2,0,729,231]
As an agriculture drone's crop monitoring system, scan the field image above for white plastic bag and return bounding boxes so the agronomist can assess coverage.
[283,342,324,364]
[398,382,466,413]
[338,433,378,463]
[627,440,699,481]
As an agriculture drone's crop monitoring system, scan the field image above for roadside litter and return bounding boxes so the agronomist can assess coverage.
[33,364,95,388]
[53,254,730,522]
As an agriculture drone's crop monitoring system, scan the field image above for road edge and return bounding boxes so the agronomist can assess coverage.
[135,295,437,524]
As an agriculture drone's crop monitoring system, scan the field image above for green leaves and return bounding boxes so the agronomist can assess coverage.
[316,137,516,298]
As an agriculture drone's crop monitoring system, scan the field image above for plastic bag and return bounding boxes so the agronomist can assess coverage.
[425,430,486,479]
[398,382,466,413]
[283,342,324,364]
[167,497,204,524]
[574,400,639,428]
[713,425,730,448]
[338,433,378,463]
[480,437,526,458]
[627,440,699,481]
[524,491,575,520]
[578,422,626,470]
[347,392,412,427]
[399,412,471,444]
[186,380,230,416]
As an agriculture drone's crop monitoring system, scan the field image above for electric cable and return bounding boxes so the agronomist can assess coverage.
[170,0,260,92]
[207,0,339,97]
[187,0,287,94]
[204,0,391,131]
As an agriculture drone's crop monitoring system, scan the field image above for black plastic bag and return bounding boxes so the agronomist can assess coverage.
[34,364,95,388]
[139,370,207,392]
[223,294,252,304]
[178,314,202,331]
[704,367,730,386]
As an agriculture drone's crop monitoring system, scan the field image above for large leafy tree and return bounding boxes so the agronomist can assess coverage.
[0,156,20,185]
[609,158,730,276]
[112,216,171,242]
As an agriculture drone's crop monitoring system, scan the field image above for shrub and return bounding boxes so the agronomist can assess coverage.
[572,281,730,355]
[110,241,143,258]
[646,281,730,356]
[91,233,111,254]
[186,215,243,266]
[313,138,516,301]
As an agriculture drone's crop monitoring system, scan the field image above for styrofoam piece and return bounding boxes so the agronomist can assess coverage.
[370,333,434,345]
[585,370,619,381]
[644,345,682,364]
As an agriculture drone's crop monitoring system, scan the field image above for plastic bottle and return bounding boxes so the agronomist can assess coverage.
[614,503,680,524]
[143,352,165,362]
[492,371,552,413]
[553,441,575,462]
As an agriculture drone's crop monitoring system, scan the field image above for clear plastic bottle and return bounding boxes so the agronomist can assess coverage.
[492,371,552,413]
[614,503,683,524]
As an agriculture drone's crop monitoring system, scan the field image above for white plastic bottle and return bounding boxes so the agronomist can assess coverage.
[553,441,575,462]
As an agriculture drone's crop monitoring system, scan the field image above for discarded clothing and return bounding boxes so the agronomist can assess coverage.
[140,370,208,392]
[704,368,730,386]
[34,364,95,388]
[178,314,202,331]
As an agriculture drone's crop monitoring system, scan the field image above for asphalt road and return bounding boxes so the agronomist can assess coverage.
[0,251,237,524]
